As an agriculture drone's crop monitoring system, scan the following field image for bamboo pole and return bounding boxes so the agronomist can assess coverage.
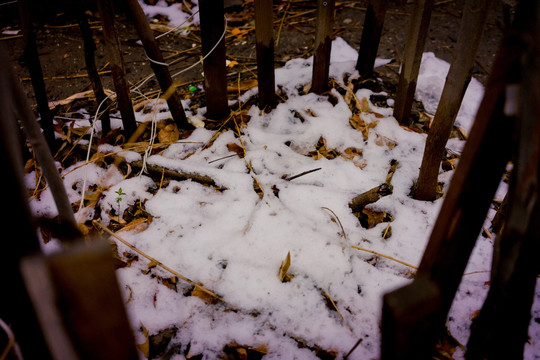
[311,0,335,94]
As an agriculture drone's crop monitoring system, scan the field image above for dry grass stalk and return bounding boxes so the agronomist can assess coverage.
[351,245,418,270]
[93,220,224,303]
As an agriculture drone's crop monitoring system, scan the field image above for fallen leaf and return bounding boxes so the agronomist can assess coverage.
[227,79,258,93]
[278,251,294,282]
[227,143,246,158]
[117,217,149,233]
[158,123,180,143]
[137,324,150,358]
[190,283,220,304]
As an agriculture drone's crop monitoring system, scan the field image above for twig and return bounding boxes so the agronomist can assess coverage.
[351,245,418,270]
[344,337,363,359]
[321,206,347,241]
[0,318,22,360]
[284,167,322,181]
[275,1,291,47]
[93,220,224,303]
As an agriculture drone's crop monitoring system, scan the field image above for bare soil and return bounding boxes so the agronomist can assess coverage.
[0,0,509,118]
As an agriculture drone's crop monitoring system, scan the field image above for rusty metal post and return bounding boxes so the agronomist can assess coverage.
[199,0,229,119]
[356,0,388,79]
[97,0,137,135]
[311,0,335,94]
[416,0,494,201]
[17,0,56,150]
[393,0,434,125]
[126,0,192,130]
[254,0,277,110]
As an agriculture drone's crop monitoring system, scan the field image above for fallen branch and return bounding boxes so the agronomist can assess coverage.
[130,161,217,187]
[283,167,322,181]
[348,160,398,213]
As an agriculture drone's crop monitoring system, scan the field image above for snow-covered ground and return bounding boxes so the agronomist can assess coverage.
[26,3,539,359]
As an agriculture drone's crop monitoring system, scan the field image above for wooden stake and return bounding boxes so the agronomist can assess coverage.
[254,0,277,110]
[199,0,229,119]
[97,0,137,135]
[74,5,112,135]
[126,0,192,130]
[356,0,388,79]
[393,0,434,126]
[17,0,56,150]
[416,0,494,201]
[311,0,335,94]
[382,24,520,358]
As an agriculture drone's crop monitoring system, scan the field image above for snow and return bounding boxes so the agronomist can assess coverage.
[26,8,540,359]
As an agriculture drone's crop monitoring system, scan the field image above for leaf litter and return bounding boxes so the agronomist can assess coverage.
[24,30,540,360]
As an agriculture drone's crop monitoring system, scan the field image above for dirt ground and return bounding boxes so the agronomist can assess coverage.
[0,0,509,117]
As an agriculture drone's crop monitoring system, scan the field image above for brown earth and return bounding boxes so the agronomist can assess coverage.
[0,0,510,117]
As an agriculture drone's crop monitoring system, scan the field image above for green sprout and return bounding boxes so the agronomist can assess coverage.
[114,187,127,218]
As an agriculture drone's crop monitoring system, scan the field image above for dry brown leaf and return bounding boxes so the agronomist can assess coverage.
[359,97,370,113]
[227,143,246,158]
[227,79,258,93]
[137,324,150,358]
[375,134,397,149]
[343,147,363,160]
[278,251,294,283]
[190,283,220,304]
[118,218,149,233]
[158,123,180,143]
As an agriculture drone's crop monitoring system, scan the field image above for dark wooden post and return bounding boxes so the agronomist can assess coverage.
[416,0,494,201]
[356,0,388,79]
[73,7,112,135]
[466,2,540,358]
[382,28,520,358]
[17,0,56,150]
[126,0,192,130]
[311,0,335,94]
[22,240,139,360]
[393,0,434,126]
[199,0,229,119]
[254,0,277,110]
[97,0,137,135]
[0,44,52,360]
